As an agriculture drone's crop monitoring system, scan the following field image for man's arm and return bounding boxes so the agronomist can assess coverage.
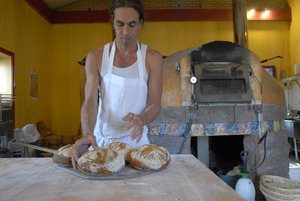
[72,48,103,168]
[141,48,163,124]
[80,49,102,136]
[123,48,163,142]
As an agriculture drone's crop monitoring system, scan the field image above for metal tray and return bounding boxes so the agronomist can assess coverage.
[57,164,166,180]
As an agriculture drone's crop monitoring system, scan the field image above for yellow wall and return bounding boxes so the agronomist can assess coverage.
[288,0,300,76]
[50,23,112,135]
[248,20,291,79]
[0,0,295,137]
[0,0,52,129]
[138,21,234,56]
[140,20,290,79]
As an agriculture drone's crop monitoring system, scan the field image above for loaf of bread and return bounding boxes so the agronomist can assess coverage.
[104,142,133,162]
[77,148,125,175]
[128,144,171,170]
[52,144,73,167]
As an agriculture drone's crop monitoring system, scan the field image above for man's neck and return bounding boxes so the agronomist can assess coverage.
[115,40,137,55]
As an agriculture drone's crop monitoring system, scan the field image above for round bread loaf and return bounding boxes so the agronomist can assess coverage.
[104,142,133,162]
[129,144,171,170]
[77,148,125,175]
[52,144,73,167]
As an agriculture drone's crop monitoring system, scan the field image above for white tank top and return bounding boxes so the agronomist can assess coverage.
[100,43,148,82]
[92,41,150,148]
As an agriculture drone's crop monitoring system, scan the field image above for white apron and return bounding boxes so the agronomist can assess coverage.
[92,41,149,148]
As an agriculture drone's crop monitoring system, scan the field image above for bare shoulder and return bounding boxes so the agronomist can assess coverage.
[86,47,104,70]
[145,47,163,72]
[146,47,162,61]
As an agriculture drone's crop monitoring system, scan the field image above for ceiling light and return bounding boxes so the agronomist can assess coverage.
[247,9,255,19]
[262,10,270,19]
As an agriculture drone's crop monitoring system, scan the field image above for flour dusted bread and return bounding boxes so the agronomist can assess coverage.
[129,144,171,170]
[104,142,133,162]
[52,144,73,167]
[77,148,125,175]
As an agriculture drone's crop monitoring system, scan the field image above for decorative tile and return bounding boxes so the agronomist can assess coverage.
[167,124,180,136]
[204,123,215,135]
[268,121,275,132]
[148,120,285,136]
[250,121,259,134]
[261,121,269,133]
[227,123,239,134]
[191,124,204,136]
[238,122,251,134]
[149,124,159,135]
[179,124,187,136]
[215,123,227,135]
[158,124,168,135]
[274,120,280,132]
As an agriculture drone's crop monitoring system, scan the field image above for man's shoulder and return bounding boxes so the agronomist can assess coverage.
[85,46,107,68]
[145,46,162,59]
[88,46,105,58]
[144,46,163,71]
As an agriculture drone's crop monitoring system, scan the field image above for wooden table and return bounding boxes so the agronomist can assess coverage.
[0,154,245,201]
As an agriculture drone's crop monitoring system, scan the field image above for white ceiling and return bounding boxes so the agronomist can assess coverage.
[42,0,81,10]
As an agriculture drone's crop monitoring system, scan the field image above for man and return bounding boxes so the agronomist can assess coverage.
[72,0,163,168]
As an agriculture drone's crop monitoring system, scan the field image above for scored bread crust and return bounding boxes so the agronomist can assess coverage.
[104,142,133,162]
[52,144,73,167]
[129,144,171,170]
[77,148,125,175]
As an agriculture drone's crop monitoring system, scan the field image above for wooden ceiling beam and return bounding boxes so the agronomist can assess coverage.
[25,0,54,23]
[25,1,291,24]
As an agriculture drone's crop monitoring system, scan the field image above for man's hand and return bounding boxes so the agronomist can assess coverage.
[122,112,144,143]
[72,133,99,169]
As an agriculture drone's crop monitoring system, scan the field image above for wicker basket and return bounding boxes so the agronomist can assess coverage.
[259,175,300,201]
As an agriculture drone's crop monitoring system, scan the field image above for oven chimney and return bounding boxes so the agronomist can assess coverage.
[232,0,248,48]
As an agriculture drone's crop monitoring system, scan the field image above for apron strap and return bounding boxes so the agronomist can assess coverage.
[107,41,144,79]
[107,41,116,74]
[136,42,144,79]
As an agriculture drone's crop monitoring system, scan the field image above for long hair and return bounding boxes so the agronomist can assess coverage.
[109,0,145,25]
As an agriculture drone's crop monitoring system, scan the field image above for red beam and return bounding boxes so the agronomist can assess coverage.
[146,9,233,21]
[25,0,54,23]
[51,8,292,23]
[248,9,291,21]
[24,0,291,24]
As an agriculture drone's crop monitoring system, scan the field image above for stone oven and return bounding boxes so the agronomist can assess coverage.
[148,40,289,198]
[148,1,290,199]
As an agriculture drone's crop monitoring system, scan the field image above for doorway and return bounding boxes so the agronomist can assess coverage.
[0,47,15,126]
[0,49,13,95]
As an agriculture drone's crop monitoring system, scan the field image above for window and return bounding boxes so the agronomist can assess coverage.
[0,52,12,94]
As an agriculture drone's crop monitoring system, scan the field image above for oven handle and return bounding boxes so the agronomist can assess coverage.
[190,64,198,110]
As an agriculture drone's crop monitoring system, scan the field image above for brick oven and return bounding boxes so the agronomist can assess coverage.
[148,40,289,199]
[148,2,290,199]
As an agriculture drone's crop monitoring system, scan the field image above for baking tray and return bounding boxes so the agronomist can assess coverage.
[57,164,166,180]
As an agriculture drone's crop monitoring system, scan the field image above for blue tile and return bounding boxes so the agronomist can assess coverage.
[204,123,215,135]
[227,123,239,134]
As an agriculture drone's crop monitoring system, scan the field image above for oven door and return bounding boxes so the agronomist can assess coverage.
[193,63,252,103]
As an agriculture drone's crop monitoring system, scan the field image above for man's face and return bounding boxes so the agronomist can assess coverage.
[113,7,142,47]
